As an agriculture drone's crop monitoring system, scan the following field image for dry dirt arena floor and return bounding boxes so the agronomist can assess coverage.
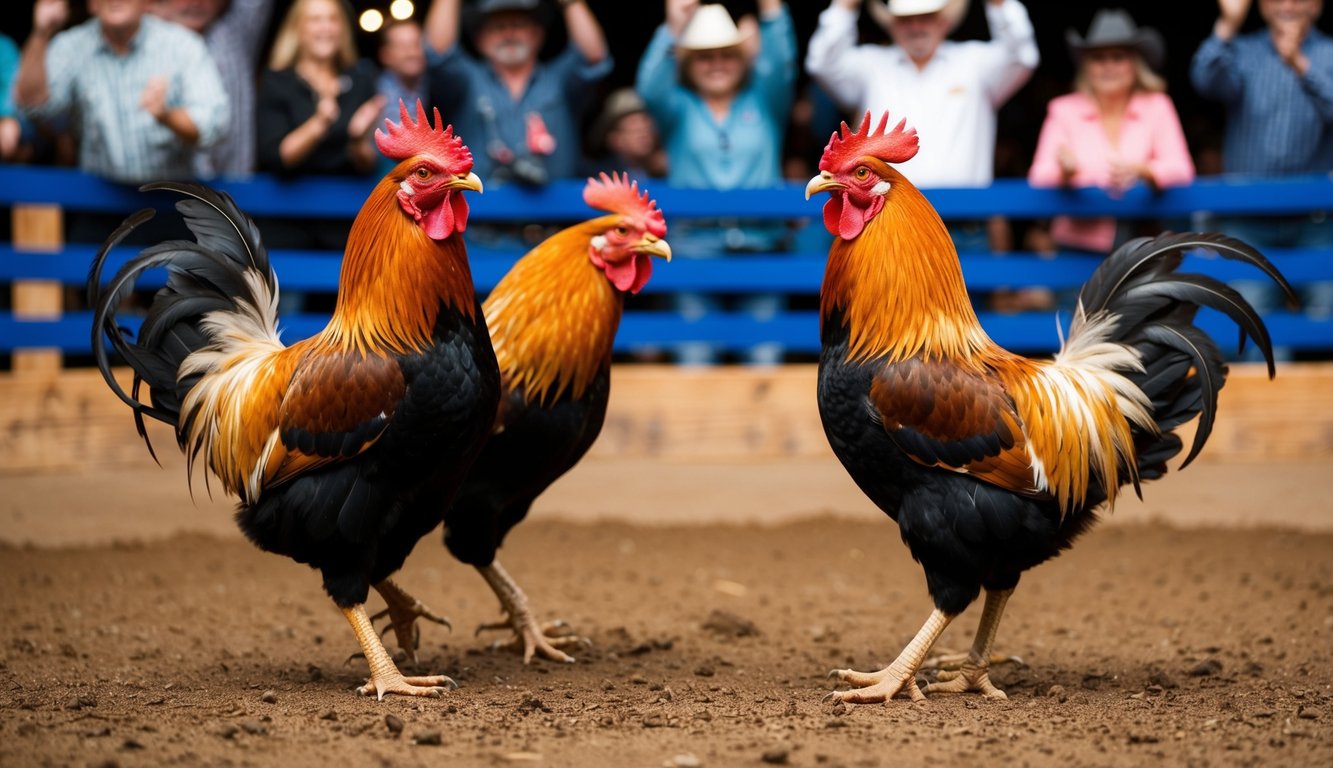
[2,465,1332,768]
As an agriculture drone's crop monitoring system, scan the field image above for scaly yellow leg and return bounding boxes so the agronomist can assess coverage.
[370,578,452,665]
[343,604,456,700]
[924,588,1014,699]
[476,560,585,664]
[826,608,954,704]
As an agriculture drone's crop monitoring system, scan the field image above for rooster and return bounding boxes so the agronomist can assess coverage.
[377,173,670,663]
[88,102,498,699]
[805,112,1296,704]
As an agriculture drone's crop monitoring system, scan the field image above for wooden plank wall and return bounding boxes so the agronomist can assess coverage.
[1,363,1329,475]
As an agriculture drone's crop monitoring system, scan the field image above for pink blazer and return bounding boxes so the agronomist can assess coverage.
[1028,91,1195,253]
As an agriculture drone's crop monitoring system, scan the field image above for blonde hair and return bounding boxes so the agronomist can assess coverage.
[268,0,359,71]
[1074,51,1166,97]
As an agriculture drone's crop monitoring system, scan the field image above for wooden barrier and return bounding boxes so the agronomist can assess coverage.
[2,362,1328,476]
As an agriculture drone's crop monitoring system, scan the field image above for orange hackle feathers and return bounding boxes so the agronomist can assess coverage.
[820,111,919,171]
[819,167,989,364]
[484,222,622,404]
[375,100,472,171]
[584,172,667,238]
[324,180,477,356]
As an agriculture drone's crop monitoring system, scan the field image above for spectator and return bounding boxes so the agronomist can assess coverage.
[256,0,383,179]
[374,19,429,177]
[255,0,383,310]
[15,0,228,184]
[423,0,612,188]
[151,0,276,179]
[584,86,667,182]
[1191,0,1332,343]
[1029,9,1195,256]
[637,0,797,366]
[805,0,1039,252]
[1,32,20,162]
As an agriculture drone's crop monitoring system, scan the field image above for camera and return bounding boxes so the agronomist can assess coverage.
[496,154,549,187]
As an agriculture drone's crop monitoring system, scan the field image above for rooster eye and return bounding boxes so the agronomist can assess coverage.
[615,226,629,237]
[415,167,432,180]
[854,167,870,180]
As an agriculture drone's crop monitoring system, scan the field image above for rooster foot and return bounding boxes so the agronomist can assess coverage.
[923,660,1008,699]
[826,663,926,704]
[921,648,1024,673]
[371,579,452,665]
[357,672,458,701]
[477,617,586,664]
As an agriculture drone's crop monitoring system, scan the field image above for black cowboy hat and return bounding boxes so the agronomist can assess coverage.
[463,0,552,38]
[1066,8,1165,71]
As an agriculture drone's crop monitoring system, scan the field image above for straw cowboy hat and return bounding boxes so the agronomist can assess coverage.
[676,4,753,52]
[868,0,968,34]
[1066,8,1165,71]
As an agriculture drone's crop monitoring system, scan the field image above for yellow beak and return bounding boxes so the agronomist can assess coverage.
[449,171,484,194]
[805,170,842,200]
[635,235,672,262]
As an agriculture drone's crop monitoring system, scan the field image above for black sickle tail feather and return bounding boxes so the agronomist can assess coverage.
[1075,232,1297,474]
[88,182,276,457]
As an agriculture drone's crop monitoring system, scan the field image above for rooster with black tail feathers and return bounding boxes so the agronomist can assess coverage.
[806,111,1297,705]
[89,102,497,700]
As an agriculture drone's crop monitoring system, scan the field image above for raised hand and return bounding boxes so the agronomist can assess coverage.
[1215,0,1252,37]
[666,0,700,39]
[32,0,68,36]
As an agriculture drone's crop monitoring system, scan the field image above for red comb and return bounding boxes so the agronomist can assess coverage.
[375,100,472,170]
[819,111,919,171]
[583,172,667,238]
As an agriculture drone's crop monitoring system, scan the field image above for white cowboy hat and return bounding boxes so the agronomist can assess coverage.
[869,0,969,34]
[676,4,752,52]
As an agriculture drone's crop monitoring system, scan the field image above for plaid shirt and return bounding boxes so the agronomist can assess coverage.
[24,15,228,183]
[1191,28,1333,177]
[198,0,274,178]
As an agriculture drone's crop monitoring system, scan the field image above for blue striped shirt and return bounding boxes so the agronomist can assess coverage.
[1190,28,1333,176]
[24,15,228,183]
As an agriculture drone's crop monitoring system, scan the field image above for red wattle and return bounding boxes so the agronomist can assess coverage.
[604,257,638,293]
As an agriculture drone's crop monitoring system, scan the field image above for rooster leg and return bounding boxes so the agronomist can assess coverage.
[370,578,452,665]
[476,560,584,664]
[923,588,1014,699]
[920,649,1023,673]
[827,608,954,704]
[342,604,457,700]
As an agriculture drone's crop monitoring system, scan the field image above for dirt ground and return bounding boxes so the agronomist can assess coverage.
[3,493,1332,768]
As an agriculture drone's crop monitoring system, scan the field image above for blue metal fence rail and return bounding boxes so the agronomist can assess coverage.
[2,166,1331,357]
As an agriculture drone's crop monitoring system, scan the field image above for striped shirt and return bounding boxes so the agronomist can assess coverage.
[24,15,228,183]
[197,0,274,179]
[1190,28,1333,176]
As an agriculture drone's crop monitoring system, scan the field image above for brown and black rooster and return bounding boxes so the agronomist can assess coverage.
[89,103,498,699]
[805,112,1296,704]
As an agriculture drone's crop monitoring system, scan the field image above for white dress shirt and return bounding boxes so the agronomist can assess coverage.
[805,0,1039,188]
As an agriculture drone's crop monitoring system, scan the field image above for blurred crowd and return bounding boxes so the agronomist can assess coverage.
[2,0,1330,361]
